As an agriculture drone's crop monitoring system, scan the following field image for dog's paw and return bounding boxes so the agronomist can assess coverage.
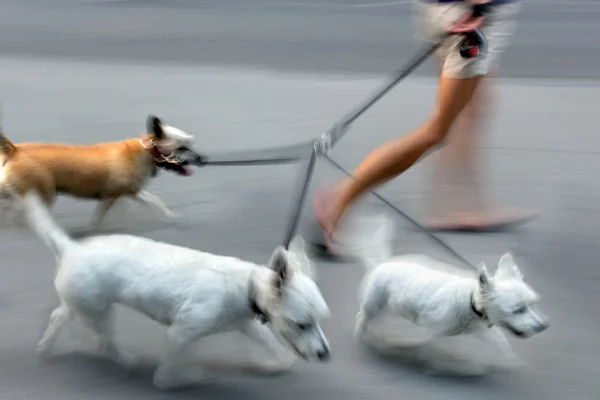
[354,312,369,340]
[424,361,490,377]
[119,354,142,374]
[254,357,296,376]
[153,365,188,391]
[162,209,179,220]
[501,354,527,370]
[153,367,209,391]
[479,351,525,374]
[153,370,178,391]
[354,326,367,341]
[97,343,141,372]
[36,341,54,359]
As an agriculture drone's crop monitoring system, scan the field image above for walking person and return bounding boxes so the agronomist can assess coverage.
[314,0,536,253]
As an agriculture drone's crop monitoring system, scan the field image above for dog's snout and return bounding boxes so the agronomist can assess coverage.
[535,322,549,333]
[317,348,331,362]
[185,149,208,166]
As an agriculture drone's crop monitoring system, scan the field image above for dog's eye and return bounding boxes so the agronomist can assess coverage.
[297,323,311,331]
[514,306,527,315]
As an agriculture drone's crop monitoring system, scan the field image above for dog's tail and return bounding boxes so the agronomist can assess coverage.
[343,212,395,272]
[0,130,16,159]
[22,190,75,256]
[0,111,16,158]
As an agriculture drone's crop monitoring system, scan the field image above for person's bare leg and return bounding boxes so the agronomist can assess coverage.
[315,73,484,245]
[426,74,538,231]
[427,73,489,222]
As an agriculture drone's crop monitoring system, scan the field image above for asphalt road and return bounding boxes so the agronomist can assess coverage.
[1,0,600,79]
[0,1,599,400]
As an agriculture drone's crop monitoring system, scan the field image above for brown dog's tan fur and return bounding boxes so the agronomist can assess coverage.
[1,138,156,206]
[0,115,196,229]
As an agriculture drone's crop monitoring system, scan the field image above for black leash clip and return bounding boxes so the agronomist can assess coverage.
[459,28,488,59]
[458,3,492,59]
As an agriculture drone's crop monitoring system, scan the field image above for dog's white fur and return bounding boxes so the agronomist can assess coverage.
[22,190,331,390]
[348,215,548,365]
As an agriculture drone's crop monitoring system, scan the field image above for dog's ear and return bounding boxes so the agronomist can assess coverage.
[496,252,523,280]
[267,246,291,296]
[146,114,165,140]
[288,235,316,279]
[161,125,194,145]
[478,263,492,294]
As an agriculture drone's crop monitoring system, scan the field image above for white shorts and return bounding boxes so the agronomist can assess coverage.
[413,1,521,78]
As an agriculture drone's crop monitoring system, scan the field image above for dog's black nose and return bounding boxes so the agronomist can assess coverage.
[317,348,331,362]
[535,323,549,333]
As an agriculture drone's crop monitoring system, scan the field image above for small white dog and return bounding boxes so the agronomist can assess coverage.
[346,215,548,366]
[22,190,331,390]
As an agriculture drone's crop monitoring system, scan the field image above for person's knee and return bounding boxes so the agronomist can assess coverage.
[422,117,453,148]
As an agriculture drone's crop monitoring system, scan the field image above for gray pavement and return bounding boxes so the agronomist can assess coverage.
[0,0,599,79]
[0,1,599,400]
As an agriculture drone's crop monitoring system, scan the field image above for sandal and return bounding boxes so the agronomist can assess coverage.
[313,182,345,256]
[425,208,539,233]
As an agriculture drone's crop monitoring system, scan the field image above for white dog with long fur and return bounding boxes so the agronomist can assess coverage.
[347,215,548,366]
[22,190,331,390]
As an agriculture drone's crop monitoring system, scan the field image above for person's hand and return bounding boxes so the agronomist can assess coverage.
[449,0,491,33]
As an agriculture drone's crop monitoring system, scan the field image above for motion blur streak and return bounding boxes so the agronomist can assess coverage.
[0,1,598,400]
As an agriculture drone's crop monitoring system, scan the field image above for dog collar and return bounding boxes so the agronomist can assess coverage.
[250,299,269,325]
[140,138,165,161]
[140,138,184,165]
[470,293,492,327]
[247,279,269,325]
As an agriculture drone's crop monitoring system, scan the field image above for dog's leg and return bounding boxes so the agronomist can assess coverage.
[153,322,215,390]
[91,198,118,231]
[37,304,71,358]
[473,327,523,367]
[239,321,295,375]
[133,190,178,219]
[76,307,139,370]
[355,287,387,340]
[355,309,373,340]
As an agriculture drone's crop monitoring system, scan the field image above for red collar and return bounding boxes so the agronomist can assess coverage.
[140,138,164,162]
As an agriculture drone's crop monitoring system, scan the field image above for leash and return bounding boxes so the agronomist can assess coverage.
[192,38,446,172]
[315,4,490,153]
[196,37,455,250]
[313,38,447,155]
[197,141,314,167]
[323,154,477,270]
[279,37,450,250]
[189,24,490,260]
[281,145,319,249]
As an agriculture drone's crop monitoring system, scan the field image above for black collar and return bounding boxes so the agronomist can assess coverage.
[471,293,492,328]
[248,280,269,325]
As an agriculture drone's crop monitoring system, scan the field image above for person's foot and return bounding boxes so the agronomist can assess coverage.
[425,208,539,233]
[313,182,345,255]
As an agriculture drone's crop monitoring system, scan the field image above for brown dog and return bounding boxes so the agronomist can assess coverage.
[0,115,205,230]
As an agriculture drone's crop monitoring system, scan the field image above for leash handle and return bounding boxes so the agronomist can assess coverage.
[282,145,318,249]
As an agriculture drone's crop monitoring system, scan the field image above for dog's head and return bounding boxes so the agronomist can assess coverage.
[477,253,549,339]
[145,115,207,176]
[257,236,331,362]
